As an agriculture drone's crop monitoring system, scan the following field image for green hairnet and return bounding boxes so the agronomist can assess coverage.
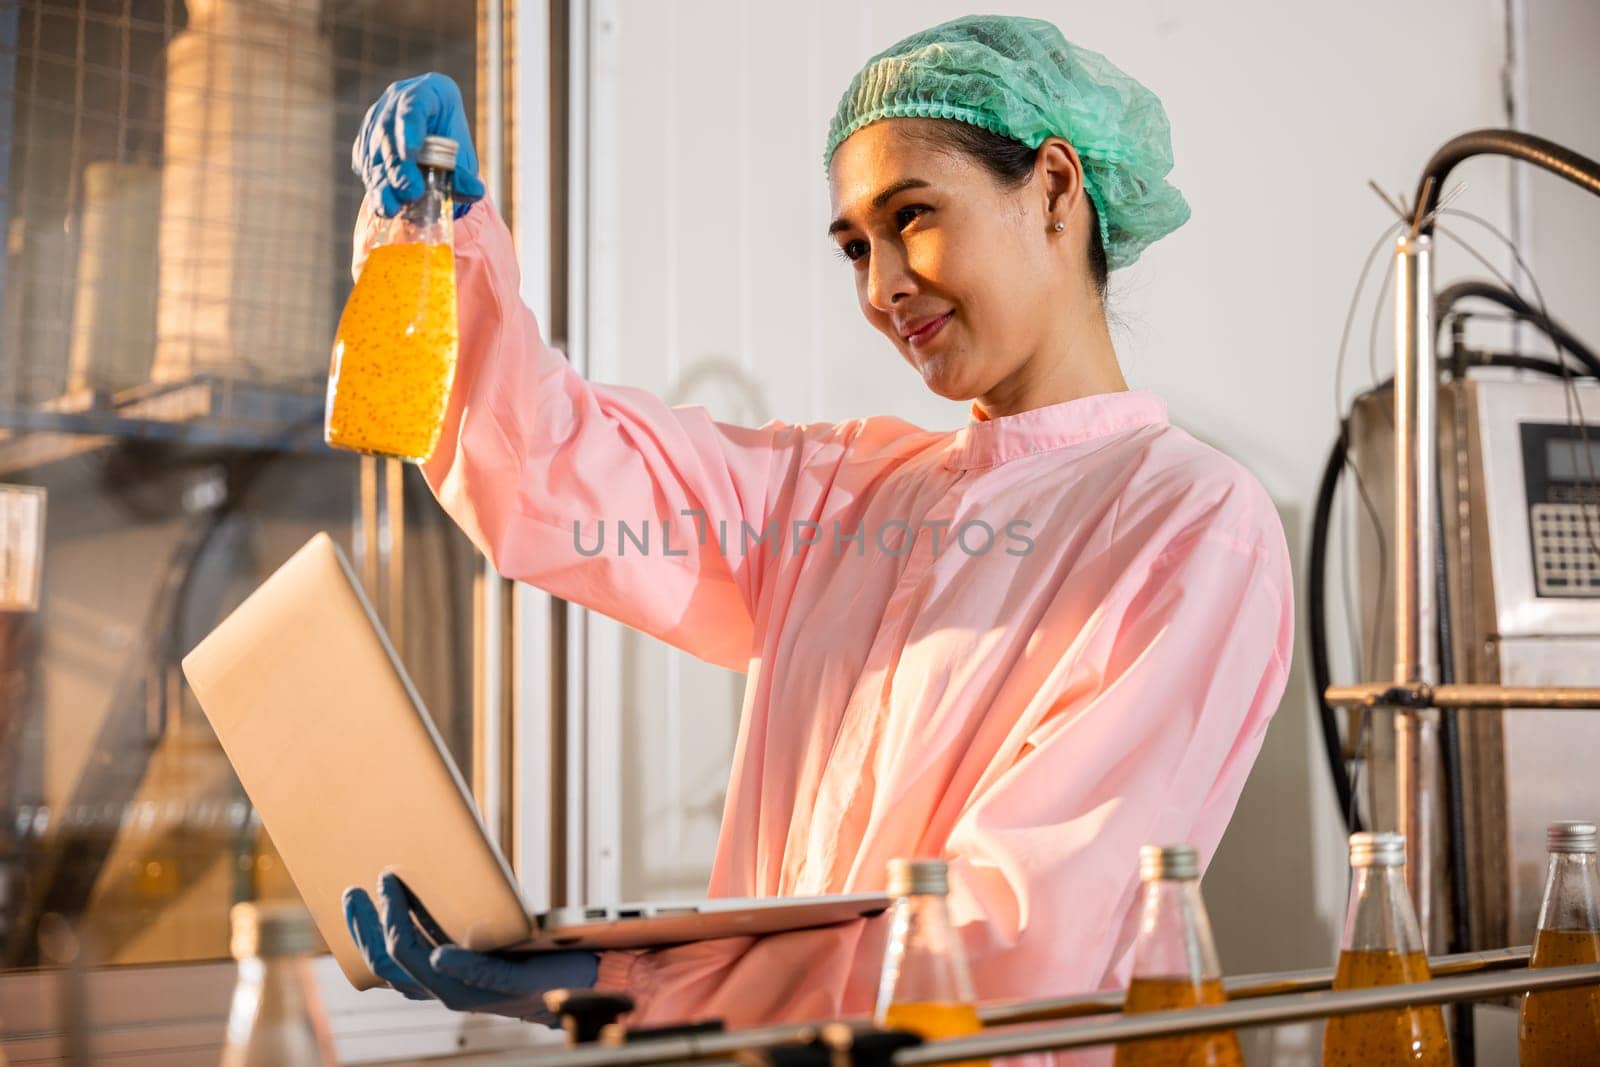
[824,14,1190,272]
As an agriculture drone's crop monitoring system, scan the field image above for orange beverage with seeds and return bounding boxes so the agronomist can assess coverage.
[883,1000,987,1067]
[882,1000,982,1040]
[1520,822,1600,1066]
[1521,928,1600,1065]
[327,134,460,462]
[1114,846,1243,1067]
[1114,977,1242,1066]
[1323,949,1450,1066]
[327,242,458,460]
[1323,833,1451,1066]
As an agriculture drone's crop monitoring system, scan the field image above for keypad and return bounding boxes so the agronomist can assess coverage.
[1532,503,1600,597]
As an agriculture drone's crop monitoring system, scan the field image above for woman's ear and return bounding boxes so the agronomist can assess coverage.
[1036,138,1087,226]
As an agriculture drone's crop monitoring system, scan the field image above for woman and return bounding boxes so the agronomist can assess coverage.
[344,13,1293,1033]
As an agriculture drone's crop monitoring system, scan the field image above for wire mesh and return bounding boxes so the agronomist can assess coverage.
[0,0,477,442]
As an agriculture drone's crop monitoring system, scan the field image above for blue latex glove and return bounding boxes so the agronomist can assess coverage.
[343,872,599,1023]
[351,73,487,219]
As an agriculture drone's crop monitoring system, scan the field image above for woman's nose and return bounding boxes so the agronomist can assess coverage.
[866,244,916,312]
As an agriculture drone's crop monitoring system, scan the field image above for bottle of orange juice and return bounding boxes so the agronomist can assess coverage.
[1323,832,1451,1066]
[1114,844,1242,1066]
[1519,820,1600,1065]
[875,858,985,1065]
[326,134,461,462]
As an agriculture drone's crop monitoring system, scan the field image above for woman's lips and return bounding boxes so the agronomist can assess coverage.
[906,311,953,347]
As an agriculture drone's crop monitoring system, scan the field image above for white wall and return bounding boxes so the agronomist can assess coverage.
[1520,0,1600,350]
[582,1,1542,1058]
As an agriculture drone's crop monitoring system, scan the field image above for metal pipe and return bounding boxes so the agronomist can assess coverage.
[1325,682,1600,709]
[357,453,379,600]
[1392,231,1437,935]
[894,963,1600,1064]
[1394,232,1436,689]
[385,457,406,651]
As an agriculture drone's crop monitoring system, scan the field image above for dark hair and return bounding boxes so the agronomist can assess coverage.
[908,121,1109,298]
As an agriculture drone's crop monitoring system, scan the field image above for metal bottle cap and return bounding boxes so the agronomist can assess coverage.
[1349,831,1407,868]
[1548,821,1599,854]
[1139,844,1199,882]
[887,858,948,897]
[417,135,459,172]
[230,901,321,959]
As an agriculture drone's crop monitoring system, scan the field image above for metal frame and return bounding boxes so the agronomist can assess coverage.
[419,950,1582,1067]
[1328,216,1600,932]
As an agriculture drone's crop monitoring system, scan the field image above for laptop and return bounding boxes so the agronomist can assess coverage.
[182,531,888,990]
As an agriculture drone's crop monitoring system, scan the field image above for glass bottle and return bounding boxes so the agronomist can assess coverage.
[220,901,337,1066]
[1323,832,1451,1066]
[326,134,461,462]
[1519,820,1600,1065]
[875,858,985,1062]
[1113,844,1243,1066]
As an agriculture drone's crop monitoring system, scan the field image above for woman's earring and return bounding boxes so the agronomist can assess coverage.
[1053,221,1065,232]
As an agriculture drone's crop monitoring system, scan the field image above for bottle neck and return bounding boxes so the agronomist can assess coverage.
[1128,878,1225,983]
[876,892,976,1014]
[1340,864,1427,954]
[1538,851,1600,932]
[393,166,455,242]
[224,954,335,1063]
[422,165,454,197]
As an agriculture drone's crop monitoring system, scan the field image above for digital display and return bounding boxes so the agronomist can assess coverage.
[1547,437,1600,482]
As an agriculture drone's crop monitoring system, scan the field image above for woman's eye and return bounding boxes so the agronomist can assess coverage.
[895,204,928,229]
[832,208,926,265]
[835,240,869,263]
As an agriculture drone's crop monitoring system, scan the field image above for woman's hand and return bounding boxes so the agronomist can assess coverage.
[351,73,487,218]
[343,872,599,1023]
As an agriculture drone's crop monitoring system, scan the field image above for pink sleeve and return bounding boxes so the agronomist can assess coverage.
[594,525,1293,1033]
[417,200,830,671]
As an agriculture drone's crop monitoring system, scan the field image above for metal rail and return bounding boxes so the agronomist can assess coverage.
[1325,682,1600,710]
[895,963,1600,1063]
[980,944,1528,1026]
[492,947,1532,1067]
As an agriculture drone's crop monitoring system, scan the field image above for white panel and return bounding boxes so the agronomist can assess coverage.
[503,0,560,910]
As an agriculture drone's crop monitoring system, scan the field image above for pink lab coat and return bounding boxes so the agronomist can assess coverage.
[414,200,1294,1050]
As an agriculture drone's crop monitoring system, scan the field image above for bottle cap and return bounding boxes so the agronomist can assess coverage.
[417,135,459,172]
[886,858,948,897]
[1349,831,1407,868]
[1548,821,1599,854]
[230,901,321,959]
[1139,844,1199,882]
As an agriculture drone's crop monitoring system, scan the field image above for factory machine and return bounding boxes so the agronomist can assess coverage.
[1313,132,1600,1060]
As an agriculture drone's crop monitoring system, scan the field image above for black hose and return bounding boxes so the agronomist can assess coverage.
[1308,422,1362,830]
[1434,467,1476,1064]
[1413,129,1600,230]
[1435,280,1600,380]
